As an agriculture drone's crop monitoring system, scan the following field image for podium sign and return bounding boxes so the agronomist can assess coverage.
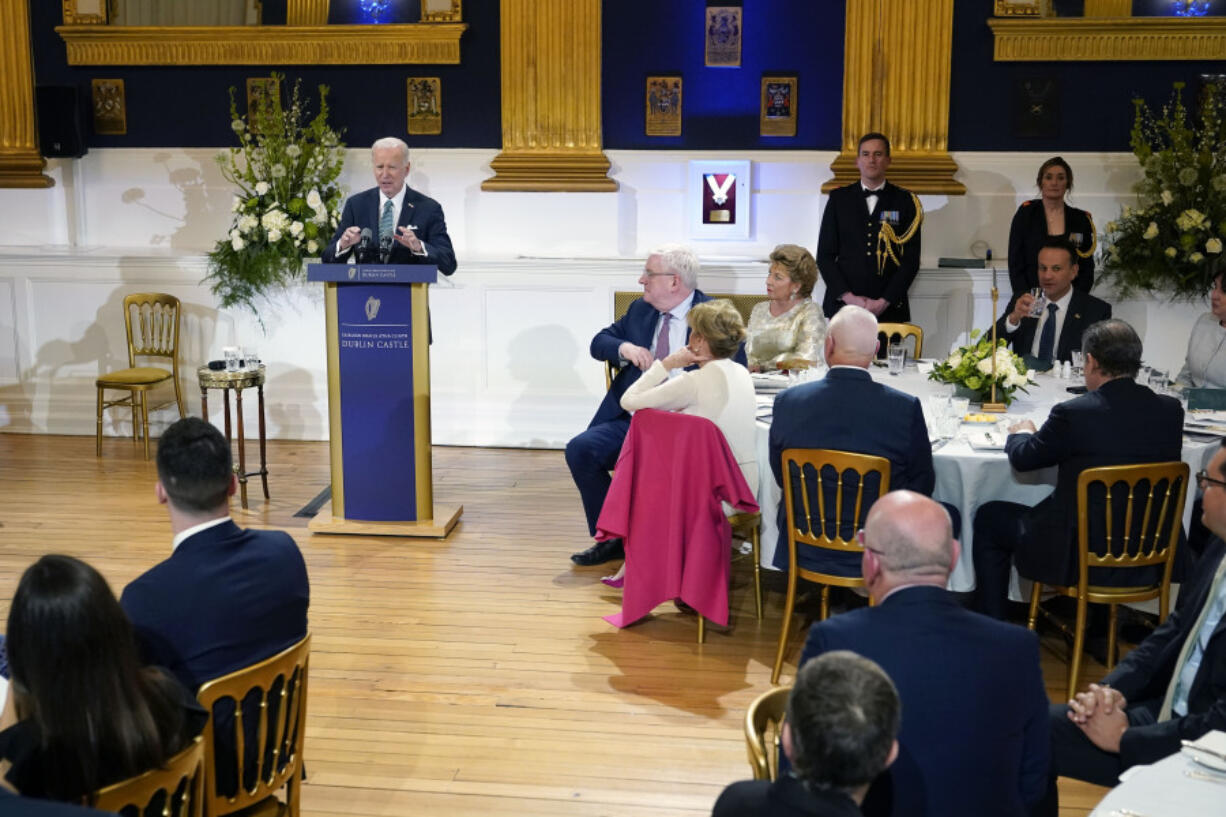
[305,263,461,537]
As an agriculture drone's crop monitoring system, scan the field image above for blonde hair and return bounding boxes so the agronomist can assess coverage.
[688,300,745,359]
[769,244,818,298]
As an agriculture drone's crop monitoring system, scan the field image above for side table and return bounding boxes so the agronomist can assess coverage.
[197,364,269,510]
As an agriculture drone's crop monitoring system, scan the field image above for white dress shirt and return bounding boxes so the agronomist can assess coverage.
[1005,286,1074,358]
[863,183,884,214]
[172,515,230,551]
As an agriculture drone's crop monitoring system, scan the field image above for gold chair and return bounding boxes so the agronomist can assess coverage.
[771,449,890,684]
[1026,462,1188,699]
[197,635,310,817]
[877,322,923,359]
[96,293,186,459]
[744,685,791,781]
[92,735,205,817]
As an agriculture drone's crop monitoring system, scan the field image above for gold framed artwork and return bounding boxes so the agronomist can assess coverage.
[421,0,462,22]
[704,7,742,67]
[645,76,682,137]
[92,79,126,135]
[760,76,797,137]
[407,77,442,135]
[62,0,108,25]
[993,0,1051,15]
[245,77,279,134]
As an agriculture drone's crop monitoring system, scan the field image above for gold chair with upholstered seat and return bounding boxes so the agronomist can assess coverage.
[92,735,205,817]
[197,634,310,817]
[96,293,186,459]
[877,322,923,359]
[1026,462,1188,699]
[771,449,890,684]
[744,685,791,781]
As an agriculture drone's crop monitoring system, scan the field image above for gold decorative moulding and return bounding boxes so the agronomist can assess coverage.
[62,0,107,24]
[407,77,442,135]
[993,0,1050,16]
[56,24,466,66]
[990,17,1226,61]
[421,0,462,22]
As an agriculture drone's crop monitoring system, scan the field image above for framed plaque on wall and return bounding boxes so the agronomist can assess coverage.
[687,160,751,240]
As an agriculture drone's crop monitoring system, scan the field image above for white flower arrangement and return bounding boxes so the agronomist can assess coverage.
[928,329,1033,407]
[206,73,346,317]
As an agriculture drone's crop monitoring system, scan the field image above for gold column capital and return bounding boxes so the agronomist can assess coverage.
[0,0,54,188]
[829,0,964,195]
[482,0,615,192]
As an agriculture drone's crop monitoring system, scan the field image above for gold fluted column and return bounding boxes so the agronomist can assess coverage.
[825,0,964,195]
[481,0,615,192]
[0,0,53,188]
[286,0,329,25]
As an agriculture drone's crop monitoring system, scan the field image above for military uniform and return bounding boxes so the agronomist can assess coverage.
[816,180,922,323]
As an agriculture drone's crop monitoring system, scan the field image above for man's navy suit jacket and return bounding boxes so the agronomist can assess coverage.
[1004,377,1184,587]
[322,185,457,275]
[1102,535,1226,768]
[120,520,310,692]
[768,367,934,574]
[798,586,1050,817]
[994,288,1111,363]
[588,289,749,428]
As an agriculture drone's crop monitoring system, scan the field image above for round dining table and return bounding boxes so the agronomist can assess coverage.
[1089,749,1226,816]
[753,364,1218,593]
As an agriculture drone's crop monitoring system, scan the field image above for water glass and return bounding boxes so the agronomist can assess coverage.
[1148,369,1169,394]
[1028,287,1047,318]
[1069,349,1084,377]
[223,346,240,372]
[950,396,971,420]
[244,347,260,372]
[887,343,907,375]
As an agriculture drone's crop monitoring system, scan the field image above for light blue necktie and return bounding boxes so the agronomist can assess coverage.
[1037,302,1059,361]
[378,199,394,242]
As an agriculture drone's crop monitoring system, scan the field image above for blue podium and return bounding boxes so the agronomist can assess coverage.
[305,262,462,537]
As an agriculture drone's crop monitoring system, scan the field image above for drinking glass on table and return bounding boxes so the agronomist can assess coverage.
[887,343,906,375]
[1028,287,1048,318]
[223,346,240,372]
[1148,369,1170,394]
[1069,349,1084,378]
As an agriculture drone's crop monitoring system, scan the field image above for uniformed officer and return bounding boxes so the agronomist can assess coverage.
[816,132,923,323]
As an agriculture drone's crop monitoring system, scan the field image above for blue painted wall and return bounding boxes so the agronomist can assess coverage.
[949,0,1226,151]
[601,1,845,150]
[28,0,501,150]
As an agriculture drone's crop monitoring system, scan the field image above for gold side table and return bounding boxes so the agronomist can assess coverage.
[197,364,269,510]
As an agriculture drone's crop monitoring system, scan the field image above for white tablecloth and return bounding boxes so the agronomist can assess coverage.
[755,367,1217,593]
[1090,750,1226,816]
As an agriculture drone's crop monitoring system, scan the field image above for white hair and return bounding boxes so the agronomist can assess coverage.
[828,305,879,358]
[649,243,700,291]
[371,137,410,166]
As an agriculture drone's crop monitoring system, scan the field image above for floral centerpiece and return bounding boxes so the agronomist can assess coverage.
[1100,80,1226,299]
[928,330,1034,407]
[206,73,346,318]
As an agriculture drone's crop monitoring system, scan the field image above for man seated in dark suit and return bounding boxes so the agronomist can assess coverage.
[120,417,310,692]
[796,491,1049,817]
[768,304,940,577]
[713,651,901,817]
[996,236,1110,367]
[1035,441,1226,816]
[322,136,456,275]
[972,319,1184,620]
[568,245,716,566]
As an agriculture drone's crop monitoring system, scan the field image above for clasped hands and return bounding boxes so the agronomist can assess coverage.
[841,293,889,316]
[618,342,709,372]
[338,225,425,253]
[1066,683,1129,753]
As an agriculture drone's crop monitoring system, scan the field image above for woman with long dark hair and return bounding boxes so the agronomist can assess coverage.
[0,555,205,802]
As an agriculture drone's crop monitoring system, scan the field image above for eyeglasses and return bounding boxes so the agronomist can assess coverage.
[641,271,677,279]
[1197,470,1226,491]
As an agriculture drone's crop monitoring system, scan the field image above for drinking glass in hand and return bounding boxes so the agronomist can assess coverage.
[1028,287,1047,318]
[887,343,906,375]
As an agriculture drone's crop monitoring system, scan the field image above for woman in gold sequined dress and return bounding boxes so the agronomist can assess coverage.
[746,244,827,372]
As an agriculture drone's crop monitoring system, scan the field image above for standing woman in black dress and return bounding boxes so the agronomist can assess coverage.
[1007,156,1097,295]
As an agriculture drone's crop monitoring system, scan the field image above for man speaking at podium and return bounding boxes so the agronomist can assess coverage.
[323,136,457,276]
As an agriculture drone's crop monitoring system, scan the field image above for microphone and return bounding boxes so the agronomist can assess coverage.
[379,234,393,264]
[356,228,373,262]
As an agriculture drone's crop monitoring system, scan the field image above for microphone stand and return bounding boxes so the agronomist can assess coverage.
[983,251,1006,413]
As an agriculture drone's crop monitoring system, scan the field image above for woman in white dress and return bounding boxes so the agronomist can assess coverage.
[602,299,758,586]
[1177,272,1226,389]
[745,244,827,372]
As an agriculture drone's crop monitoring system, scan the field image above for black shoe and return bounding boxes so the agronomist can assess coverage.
[571,538,624,566]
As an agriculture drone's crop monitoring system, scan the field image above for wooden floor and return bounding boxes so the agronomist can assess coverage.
[0,434,1111,816]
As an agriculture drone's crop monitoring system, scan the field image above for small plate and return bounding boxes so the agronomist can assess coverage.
[963,413,1001,424]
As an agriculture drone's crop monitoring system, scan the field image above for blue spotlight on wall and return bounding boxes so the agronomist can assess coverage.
[1171,0,1212,16]
[359,0,392,23]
